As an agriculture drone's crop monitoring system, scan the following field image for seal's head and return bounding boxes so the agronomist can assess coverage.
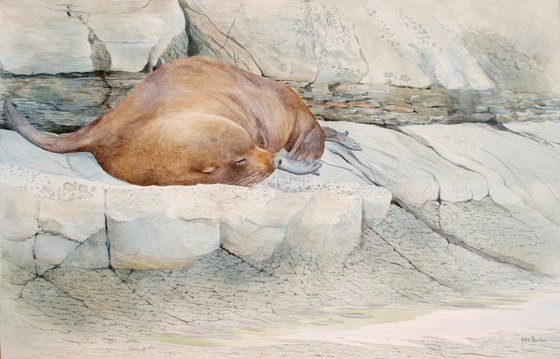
[90,111,278,187]
[172,114,277,186]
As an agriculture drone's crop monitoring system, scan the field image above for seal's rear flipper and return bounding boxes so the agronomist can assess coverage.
[3,99,60,149]
[3,99,93,153]
[322,126,362,151]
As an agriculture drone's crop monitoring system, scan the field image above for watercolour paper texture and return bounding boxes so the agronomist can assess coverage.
[1,1,559,357]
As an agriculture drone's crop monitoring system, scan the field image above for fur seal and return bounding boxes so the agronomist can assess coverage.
[4,56,333,186]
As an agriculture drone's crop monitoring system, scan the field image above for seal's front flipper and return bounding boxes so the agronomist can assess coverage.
[275,150,322,175]
[322,126,362,151]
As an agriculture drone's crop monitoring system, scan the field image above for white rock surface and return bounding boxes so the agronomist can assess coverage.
[319,120,489,205]
[38,185,106,243]
[219,189,313,265]
[2,1,560,94]
[403,122,560,226]
[272,192,362,265]
[34,233,79,275]
[3,119,559,274]
[307,120,560,274]
[0,130,124,184]
[0,0,186,73]
[402,122,560,275]
[2,117,559,277]
[106,186,223,270]
[60,229,109,269]
[187,0,560,93]
[505,121,560,147]
[438,199,560,275]
[0,236,35,270]
[0,169,107,243]
[0,185,38,241]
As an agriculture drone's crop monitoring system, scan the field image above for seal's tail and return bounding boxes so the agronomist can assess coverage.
[3,99,94,153]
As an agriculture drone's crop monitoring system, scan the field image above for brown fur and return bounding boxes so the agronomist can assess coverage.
[4,56,325,186]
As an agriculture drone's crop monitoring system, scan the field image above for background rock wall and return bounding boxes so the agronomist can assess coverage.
[1,0,559,94]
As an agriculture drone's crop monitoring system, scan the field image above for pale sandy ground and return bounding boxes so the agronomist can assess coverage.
[275,293,560,356]
[2,286,559,359]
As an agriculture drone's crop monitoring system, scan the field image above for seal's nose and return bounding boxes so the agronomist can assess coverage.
[273,153,282,168]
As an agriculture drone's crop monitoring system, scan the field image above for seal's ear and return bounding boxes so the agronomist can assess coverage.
[201,165,216,173]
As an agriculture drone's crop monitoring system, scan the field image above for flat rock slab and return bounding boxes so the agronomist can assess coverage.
[318,120,560,275]
[2,119,559,358]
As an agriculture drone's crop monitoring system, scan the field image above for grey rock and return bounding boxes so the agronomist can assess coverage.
[2,74,559,134]
[1,0,186,74]
[34,233,80,275]
[177,0,261,75]
[150,30,190,71]
[37,188,106,243]
[87,28,112,71]
[61,229,110,269]
[1,236,35,271]
[0,73,144,133]
[0,184,39,241]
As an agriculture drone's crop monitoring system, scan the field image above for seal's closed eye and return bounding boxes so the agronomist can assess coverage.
[201,165,216,173]
[235,158,247,166]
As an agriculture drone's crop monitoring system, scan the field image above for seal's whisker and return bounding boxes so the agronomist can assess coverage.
[251,170,271,186]
[234,171,257,186]
[248,173,264,186]
[235,169,271,187]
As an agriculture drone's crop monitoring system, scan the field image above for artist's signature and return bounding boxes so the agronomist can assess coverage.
[521,336,547,345]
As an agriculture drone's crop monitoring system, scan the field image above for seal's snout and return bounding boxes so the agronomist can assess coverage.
[273,152,283,169]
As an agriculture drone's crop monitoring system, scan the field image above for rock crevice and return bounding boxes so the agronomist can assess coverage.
[175,0,262,75]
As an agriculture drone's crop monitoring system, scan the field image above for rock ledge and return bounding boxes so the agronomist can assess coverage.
[0,130,391,271]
